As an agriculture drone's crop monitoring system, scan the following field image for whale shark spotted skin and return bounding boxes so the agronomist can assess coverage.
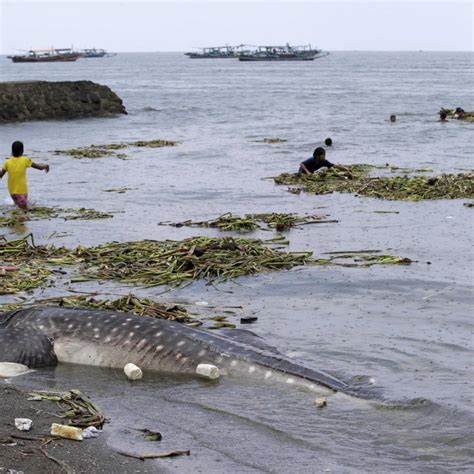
[0,306,367,397]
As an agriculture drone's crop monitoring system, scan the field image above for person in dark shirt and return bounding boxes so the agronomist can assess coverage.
[299,147,351,175]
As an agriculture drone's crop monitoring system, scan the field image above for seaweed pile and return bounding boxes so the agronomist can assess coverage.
[72,236,313,287]
[53,139,177,159]
[256,137,287,144]
[315,250,414,267]
[0,234,416,295]
[441,108,474,122]
[162,212,338,232]
[274,166,474,201]
[0,206,113,227]
[0,235,73,294]
[36,294,198,324]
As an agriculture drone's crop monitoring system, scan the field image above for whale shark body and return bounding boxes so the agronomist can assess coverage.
[0,306,369,398]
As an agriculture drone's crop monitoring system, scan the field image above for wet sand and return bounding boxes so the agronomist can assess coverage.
[0,385,154,474]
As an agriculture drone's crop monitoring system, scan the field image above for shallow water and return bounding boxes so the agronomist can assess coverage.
[1,52,473,472]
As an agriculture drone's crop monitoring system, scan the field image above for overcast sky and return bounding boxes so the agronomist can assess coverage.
[0,1,472,54]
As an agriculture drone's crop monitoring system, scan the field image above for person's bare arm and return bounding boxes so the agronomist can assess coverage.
[0,169,5,179]
[32,162,50,173]
[300,162,311,175]
[334,164,352,174]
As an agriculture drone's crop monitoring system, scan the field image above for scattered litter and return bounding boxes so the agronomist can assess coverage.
[196,363,220,380]
[50,423,83,441]
[240,316,258,324]
[124,363,143,381]
[82,426,101,439]
[14,418,33,431]
[139,428,162,442]
[195,301,209,306]
[314,397,327,408]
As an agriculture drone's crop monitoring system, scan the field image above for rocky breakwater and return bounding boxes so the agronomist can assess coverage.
[0,80,127,122]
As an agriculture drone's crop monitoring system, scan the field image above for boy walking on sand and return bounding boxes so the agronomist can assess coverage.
[0,141,49,210]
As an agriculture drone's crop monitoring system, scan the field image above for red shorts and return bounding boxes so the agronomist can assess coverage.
[11,194,28,209]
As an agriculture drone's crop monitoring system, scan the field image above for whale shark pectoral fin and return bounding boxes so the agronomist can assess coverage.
[213,328,285,356]
[0,328,58,368]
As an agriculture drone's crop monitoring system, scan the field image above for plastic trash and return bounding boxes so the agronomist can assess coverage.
[82,426,101,439]
[15,418,33,431]
[314,397,327,408]
[196,363,220,380]
[0,362,30,378]
[124,363,143,380]
[195,301,209,306]
[241,316,258,324]
[51,423,83,441]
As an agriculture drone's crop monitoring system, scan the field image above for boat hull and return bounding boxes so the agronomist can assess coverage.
[8,54,80,63]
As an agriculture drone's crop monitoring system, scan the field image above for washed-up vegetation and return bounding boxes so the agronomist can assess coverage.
[0,234,416,295]
[274,166,474,201]
[0,206,113,227]
[441,108,474,122]
[161,212,338,232]
[256,137,287,144]
[71,236,313,287]
[28,389,105,428]
[53,139,177,159]
[31,294,199,325]
[0,235,73,294]
[315,250,414,267]
[464,202,474,208]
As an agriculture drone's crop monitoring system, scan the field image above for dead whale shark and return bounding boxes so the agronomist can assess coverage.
[0,306,372,398]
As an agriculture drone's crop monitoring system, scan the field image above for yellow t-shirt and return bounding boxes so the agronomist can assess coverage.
[2,156,33,195]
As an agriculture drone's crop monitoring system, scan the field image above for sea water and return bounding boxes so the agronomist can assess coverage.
[1,51,473,472]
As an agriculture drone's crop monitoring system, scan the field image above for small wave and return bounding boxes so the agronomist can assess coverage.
[141,106,159,112]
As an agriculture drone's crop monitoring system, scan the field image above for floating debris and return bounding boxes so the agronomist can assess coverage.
[256,137,288,144]
[315,251,414,268]
[274,167,474,201]
[30,294,199,324]
[0,206,113,227]
[72,236,314,287]
[441,108,474,122]
[103,187,136,194]
[53,139,177,159]
[464,202,474,208]
[161,212,337,232]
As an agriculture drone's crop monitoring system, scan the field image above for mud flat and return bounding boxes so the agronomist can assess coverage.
[0,80,127,122]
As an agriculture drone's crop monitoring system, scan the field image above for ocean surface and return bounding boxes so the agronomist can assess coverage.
[0,52,473,473]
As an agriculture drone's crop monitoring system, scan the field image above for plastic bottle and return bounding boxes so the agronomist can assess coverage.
[196,363,220,379]
[124,363,143,380]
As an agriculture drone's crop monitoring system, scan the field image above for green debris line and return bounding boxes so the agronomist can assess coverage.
[53,139,178,159]
[0,206,113,227]
[274,166,474,201]
[161,212,338,232]
[0,294,199,325]
[255,137,288,144]
[441,108,474,123]
[0,235,416,294]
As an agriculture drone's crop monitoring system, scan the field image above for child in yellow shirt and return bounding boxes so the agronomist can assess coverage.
[0,141,49,210]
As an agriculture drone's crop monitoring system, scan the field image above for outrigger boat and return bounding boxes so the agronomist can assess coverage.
[7,48,81,63]
[185,45,247,59]
[239,44,327,61]
[80,48,116,58]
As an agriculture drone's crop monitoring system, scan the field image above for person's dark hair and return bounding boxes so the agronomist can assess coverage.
[313,147,326,159]
[455,107,465,114]
[440,112,447,119]
[12,141,24,157]
[324,137,332,146]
